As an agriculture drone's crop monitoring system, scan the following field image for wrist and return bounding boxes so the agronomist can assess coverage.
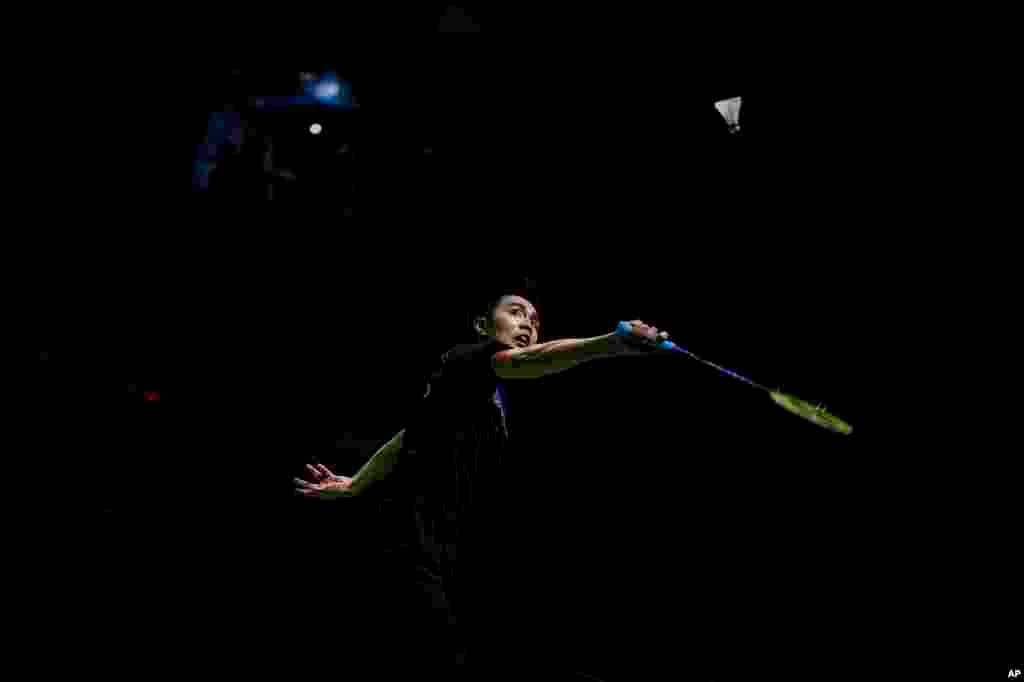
[594,332,629,358]
[343,478,363,497]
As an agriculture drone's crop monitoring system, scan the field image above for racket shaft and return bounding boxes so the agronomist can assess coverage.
[669,346,770,392]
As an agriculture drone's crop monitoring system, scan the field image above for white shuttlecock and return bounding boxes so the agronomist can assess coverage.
[714,96,743,134]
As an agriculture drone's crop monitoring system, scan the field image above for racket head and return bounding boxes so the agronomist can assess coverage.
[769,391,853,435]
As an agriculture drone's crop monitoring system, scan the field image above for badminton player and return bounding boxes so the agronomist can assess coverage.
[293,288,670,680]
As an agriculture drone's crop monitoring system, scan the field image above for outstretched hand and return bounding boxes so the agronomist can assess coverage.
[294,461,356,500]
[617,319,671,354]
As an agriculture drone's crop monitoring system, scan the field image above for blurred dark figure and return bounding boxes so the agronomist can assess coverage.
[206,119,298,202]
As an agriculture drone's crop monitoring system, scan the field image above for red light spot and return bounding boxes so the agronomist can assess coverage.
[143,391,160,401]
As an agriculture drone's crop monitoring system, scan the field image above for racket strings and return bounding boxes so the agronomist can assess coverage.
[770,391,853,434]
[670,344,853,435]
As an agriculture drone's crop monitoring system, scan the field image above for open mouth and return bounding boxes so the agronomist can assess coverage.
[514,334,530,347]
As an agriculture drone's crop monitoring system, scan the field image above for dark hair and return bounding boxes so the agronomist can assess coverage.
[466,274,543,337]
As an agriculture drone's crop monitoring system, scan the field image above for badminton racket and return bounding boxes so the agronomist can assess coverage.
[616,321,853,435]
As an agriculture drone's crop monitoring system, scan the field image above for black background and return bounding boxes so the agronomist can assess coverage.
[8,4,1021,680]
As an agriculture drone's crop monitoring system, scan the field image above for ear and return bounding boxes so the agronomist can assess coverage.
[473,315,490,337]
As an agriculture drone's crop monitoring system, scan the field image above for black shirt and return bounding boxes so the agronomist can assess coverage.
[388,338,518,582]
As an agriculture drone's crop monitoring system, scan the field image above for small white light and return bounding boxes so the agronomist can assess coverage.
[309,123,323,135]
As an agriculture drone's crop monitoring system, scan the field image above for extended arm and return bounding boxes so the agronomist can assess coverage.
[492,333,625,380]
[347,429,405,496]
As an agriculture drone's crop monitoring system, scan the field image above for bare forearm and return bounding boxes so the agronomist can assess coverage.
[348,429,404,495]
[494,333,623,379]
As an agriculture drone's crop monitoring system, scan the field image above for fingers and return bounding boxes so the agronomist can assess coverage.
[627,320,657,334]
[299,460,350,496]
[294,479,330,499]
[625,320,669,344]
[303,462,341,481]
[294,475,356,500]
[295,488,332,499]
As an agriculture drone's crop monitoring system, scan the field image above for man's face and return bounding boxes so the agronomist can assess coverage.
[486,295,540,348]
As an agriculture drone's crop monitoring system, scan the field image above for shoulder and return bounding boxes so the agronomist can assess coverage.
[433,339,516,382]
[441,339,514,364]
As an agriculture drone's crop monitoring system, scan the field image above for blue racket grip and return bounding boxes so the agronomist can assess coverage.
[616,320,676,350]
